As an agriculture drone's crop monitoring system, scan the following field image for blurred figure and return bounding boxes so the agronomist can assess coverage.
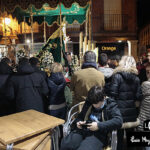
[138,63,150,131]
[109,55,142,150]
[138,59,149,84]
[98,53,113,95]
[47,62,66,120]
[136,56,143,73]
[70,51,105,105]
[1,57,12,66]
[138,63,150,150]
[29,57,47,80]
[6,57,49,112]
[0,57,14,116]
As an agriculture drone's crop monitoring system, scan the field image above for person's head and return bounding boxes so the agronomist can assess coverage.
[51,62,63,73]
[146,63,150,80]
[87,86,105,108]
[142,59,149,67]
[119,55,136,69]
[99,53,108,66]
[147,50,150,63]
[19,57,29,65]
[1,57,11,66]
[29,57,40,67]
[82,51,97,69]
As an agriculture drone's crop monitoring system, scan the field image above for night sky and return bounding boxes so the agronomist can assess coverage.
[137,0,150,28]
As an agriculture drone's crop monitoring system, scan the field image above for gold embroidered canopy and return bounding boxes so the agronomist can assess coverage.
[1,0,90,12]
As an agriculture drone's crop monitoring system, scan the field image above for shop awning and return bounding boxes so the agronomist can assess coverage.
[1,0,90,12]
[12,3,89,26]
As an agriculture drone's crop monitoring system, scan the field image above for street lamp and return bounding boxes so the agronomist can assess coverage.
[26,39,31,44]
[26,39,31,57]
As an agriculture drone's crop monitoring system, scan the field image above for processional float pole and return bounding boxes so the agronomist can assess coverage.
[24,16,26,44]
[30,6,34,55]
[59,2,63,64]
[44,16,46,43]
[89,0,92,50]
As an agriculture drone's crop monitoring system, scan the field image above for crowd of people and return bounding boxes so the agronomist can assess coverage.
[0,50,150,150]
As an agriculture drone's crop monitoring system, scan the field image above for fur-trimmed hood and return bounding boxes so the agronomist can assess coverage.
[113,66,138,82]
[113,66,138,75]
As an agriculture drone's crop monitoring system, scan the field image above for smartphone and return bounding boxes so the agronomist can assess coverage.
[81,121,92,129]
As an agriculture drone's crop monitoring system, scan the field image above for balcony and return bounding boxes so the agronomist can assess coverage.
[93,14,128,32]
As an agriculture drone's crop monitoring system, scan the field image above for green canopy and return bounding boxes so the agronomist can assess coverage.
[12,3,89,26]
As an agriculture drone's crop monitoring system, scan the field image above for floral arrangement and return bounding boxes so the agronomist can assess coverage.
[71,55,79,66]
[16,49,27,58]
[16,49,28,63]
[70,54,81,72]
[37,50,54,68]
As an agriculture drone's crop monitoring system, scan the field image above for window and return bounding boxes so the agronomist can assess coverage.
[104,0,122,30]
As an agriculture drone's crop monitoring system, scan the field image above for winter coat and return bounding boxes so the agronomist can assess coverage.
[109,66,142,122]
[6,63,49,113]
[70,68,105,105]
[98,66,113,95]
[74,98,123,145]
[138,80,150,131]
[31,65,48,80]
[47,72,66,119]
[0,62,14,116]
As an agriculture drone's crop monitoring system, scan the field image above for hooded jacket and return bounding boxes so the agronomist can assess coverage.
[6,63,49,112]
[31,65,48,80]
[98,66,113,95]
[0,62,14,116]
[109,66,142,122]
[47,72,66,119]
[74,98,123,145]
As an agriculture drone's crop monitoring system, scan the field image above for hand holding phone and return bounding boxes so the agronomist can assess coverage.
[77,121,86,129]
[87,121,99,131]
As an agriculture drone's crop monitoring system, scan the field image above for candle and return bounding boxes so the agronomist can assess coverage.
[84,36,87,52]
[88,40,91,50]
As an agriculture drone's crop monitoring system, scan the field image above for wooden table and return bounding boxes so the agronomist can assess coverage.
[0,110,65,150]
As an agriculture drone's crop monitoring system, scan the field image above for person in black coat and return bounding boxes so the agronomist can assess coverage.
[47,62,66,120]
[6,57,49,113]
[0,58,15,116]
[29,57,48,80]
[109,55,143,150]
[29,57,48,113]
[61,86,123,150]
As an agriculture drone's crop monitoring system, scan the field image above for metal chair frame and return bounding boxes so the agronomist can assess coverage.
[63,101,118,150]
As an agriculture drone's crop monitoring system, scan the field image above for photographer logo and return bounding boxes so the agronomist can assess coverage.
[144,120,150,131]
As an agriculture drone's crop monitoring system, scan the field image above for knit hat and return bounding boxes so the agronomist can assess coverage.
[84,51,96,63]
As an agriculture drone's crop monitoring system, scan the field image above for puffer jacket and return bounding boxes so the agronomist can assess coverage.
[6,63,49,113]
[138,80,150,131]
[0,62,14,116]
[109,66,142,122]
[47,72,66,119]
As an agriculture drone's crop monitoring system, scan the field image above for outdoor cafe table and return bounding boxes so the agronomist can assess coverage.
[0,110,65,150]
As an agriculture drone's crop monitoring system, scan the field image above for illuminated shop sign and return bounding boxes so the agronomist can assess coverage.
[101,46,116,51]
